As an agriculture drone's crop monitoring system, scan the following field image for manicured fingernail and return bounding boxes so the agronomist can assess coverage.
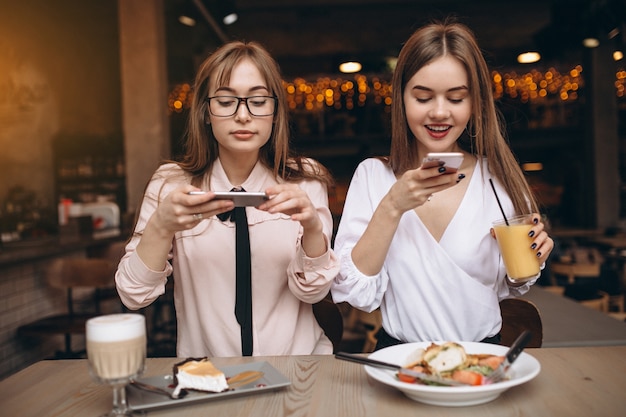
[528,230,535,237]
[536,252,542,258]
[438,166,446,173]
[531,243,537,249]
[533,217,539,224]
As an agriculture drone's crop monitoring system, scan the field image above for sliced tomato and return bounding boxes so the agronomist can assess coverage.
[397,371,417,383]
[451,369,484,386]
[477,355,505,370]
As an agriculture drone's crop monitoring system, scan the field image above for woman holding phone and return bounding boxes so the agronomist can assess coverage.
[331,19,554,349]
[116,41,338,357]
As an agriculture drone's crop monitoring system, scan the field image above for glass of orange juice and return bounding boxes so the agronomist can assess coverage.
[492,214,541,283]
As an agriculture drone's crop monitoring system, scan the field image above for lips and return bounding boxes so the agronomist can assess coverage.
[425,125,451,139]
[231,130,255,139]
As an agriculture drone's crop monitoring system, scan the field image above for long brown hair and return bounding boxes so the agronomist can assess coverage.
[389,20,537,214]
[178,41,331,186]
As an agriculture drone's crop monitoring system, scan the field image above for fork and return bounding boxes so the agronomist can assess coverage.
[130,379,187,399]
[335,352,469,386]
[485,330,533,383]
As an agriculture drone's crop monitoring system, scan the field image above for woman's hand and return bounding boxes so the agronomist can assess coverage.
[489,213,554,265]
[385,164,465,216]
[258,184,326,257]
[259,184,322,230]
[527,214,554,264]
[149,187,234,237]
[135,187,233,271]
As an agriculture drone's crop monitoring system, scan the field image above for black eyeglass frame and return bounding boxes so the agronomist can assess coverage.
[204,95,278,117]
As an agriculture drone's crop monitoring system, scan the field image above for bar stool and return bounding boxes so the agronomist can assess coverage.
[579,291,610,313]
[606,293,624,312]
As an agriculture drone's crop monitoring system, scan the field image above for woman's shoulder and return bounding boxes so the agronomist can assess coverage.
[146,163,190,194]
[357,156,392,173]
[153,162,184,175]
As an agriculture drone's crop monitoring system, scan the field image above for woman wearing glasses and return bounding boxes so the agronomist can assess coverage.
[115,41,339,357]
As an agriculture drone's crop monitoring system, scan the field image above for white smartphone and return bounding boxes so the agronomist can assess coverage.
[188,191,269,207]
[422,152,464,171]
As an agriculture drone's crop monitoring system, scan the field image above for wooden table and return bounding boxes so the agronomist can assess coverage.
[1,347,625,417]
[522,286,626,347]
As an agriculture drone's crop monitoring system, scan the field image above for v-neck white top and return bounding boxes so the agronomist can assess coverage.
[331,158,537,342]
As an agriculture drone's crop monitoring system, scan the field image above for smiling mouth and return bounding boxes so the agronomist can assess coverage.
[426,125,451,132]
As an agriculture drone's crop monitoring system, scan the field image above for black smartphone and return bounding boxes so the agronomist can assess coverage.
[188,191,269,207]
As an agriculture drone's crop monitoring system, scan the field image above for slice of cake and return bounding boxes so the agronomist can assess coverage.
[172,358,229,398]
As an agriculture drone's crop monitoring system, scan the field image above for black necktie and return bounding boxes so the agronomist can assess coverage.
[217,188,253,356]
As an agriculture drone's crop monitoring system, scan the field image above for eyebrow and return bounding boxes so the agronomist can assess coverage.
[214,85,270,95]
[411,85,468,93]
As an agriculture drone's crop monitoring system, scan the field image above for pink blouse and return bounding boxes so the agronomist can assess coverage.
[116,159,339,357]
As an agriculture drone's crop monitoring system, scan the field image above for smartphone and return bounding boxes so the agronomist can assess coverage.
[188,191,269,207]
[421,152,464,171]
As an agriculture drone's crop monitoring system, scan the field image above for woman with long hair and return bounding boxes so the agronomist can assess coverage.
[331,20,554,349]
[116,41,338,357]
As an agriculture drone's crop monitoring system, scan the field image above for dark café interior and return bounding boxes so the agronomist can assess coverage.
[1,0,626,413]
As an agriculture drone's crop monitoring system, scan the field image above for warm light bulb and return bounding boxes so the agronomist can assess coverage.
[582,37,600,48]
[522,162,543,172]
[223,13,238,25]
[613,50,624,61]
[339,62,362,73]
[178,15,196,27]
[385,57,398,71]
[517,52,541,64]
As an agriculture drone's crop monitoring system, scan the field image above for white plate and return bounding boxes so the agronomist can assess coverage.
[365,341,540,407]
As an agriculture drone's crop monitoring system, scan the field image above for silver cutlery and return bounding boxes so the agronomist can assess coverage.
[129,379,187,399]
[485,330,532,383]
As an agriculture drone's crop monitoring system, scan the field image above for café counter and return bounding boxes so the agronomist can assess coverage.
[0,233,125,267]
[1,347,624,417]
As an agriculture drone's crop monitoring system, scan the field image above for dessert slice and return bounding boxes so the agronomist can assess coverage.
[172,358,228,398]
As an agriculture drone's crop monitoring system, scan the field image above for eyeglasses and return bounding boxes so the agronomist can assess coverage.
[205,95,277,117]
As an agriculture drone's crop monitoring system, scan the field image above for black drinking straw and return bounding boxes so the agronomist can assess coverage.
[489,178,509,226]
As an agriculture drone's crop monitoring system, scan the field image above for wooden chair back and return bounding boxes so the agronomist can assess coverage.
[45,257,117,289]
[360,310,382,353]
[550,261,601,285]
[499,298,543,348]
[312,297,344,353]
[342,307,382,353]
[17,257,119,358]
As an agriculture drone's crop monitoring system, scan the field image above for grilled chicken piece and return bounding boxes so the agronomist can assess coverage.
[422,342,468,373]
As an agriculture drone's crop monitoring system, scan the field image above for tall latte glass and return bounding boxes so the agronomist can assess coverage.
[86,313,146,416]
[492,214,541,283]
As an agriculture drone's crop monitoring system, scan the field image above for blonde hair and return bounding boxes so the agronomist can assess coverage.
[389,20,537,214]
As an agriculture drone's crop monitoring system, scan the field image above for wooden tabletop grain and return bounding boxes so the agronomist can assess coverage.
[1,347,625,417]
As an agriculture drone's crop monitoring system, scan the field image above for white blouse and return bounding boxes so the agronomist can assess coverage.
[331,158,536,342]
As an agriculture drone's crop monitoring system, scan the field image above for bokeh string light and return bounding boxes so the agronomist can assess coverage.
[168,65,625,114]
